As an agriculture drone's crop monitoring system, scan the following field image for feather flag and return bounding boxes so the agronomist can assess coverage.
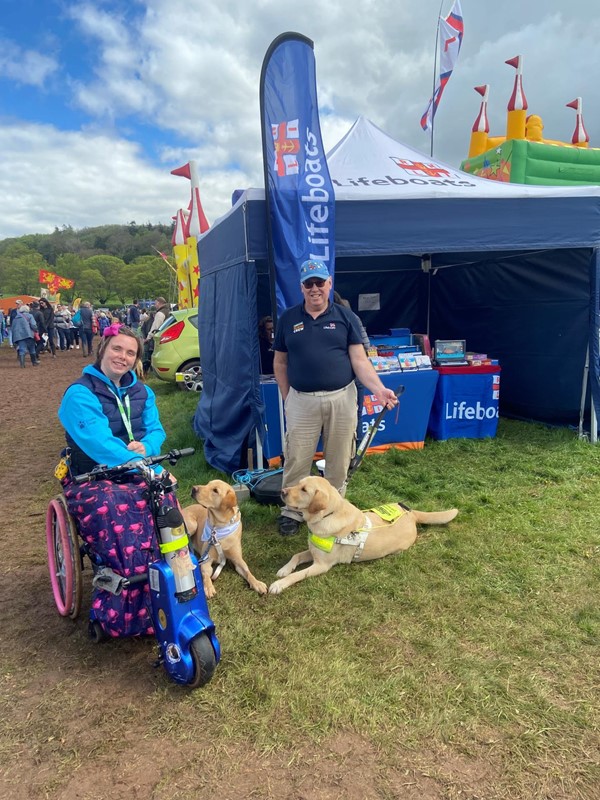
[420,0,464,132]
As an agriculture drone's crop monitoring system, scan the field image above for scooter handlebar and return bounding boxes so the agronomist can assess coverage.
[73,447,196,484]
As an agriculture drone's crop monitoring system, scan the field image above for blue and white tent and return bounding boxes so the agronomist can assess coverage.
[195,117,600,474]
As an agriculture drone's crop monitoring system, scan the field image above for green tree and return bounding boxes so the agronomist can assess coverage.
[114,256,172,303]
[77,269,107,304]
[82,255,126,303]
[0,244,49,296]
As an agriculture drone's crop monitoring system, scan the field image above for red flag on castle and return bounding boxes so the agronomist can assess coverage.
[420,0,464,132]
[170,161,210,308]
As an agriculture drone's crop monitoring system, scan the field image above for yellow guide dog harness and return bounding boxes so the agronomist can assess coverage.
[309,504,408,561]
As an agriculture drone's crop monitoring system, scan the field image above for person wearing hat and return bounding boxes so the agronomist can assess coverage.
[272,259,398,536]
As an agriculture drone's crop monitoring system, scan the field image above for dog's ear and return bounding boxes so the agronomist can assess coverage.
[307,488,327,515]
[223,487,238,513]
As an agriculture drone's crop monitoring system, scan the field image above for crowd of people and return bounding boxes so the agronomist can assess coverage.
[1,297,167,369]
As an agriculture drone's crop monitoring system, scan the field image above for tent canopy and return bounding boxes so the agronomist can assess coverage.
[195,117,600,474]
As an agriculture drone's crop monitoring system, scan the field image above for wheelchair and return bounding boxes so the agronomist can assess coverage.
[45,450,220,688]
[46,494,83,621]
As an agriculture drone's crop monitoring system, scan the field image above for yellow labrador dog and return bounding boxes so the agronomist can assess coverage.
[183,480,267,599]
[269,476,458,594]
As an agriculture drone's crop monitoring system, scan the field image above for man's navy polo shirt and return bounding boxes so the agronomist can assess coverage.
[274,302,363,392]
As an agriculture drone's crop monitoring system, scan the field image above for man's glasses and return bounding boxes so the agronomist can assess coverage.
[303,279,326,289]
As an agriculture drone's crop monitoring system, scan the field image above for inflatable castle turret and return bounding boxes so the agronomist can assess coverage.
[461,55,600,185]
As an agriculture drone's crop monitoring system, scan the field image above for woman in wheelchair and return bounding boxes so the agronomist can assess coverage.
[57,323,173,638]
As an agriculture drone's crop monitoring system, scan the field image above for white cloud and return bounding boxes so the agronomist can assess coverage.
[0,39,58,86]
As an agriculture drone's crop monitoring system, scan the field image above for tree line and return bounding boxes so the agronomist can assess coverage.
[0,222,176,305]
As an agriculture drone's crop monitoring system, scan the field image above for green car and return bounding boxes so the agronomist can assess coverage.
[151,308,202,391]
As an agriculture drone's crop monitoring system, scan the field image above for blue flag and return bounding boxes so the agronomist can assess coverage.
[260,32,336,316]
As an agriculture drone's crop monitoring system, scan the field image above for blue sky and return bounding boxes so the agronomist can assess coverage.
[1,0,600,239]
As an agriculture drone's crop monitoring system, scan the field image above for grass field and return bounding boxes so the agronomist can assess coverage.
[149,379,600,797]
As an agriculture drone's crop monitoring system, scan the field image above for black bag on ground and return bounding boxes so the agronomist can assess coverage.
[234,469,284,506]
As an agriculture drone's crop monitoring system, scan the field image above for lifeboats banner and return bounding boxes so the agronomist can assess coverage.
[259,32,335,316]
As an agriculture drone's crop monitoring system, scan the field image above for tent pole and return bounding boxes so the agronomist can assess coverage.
[578,345,589,440]
[429,0,445,157]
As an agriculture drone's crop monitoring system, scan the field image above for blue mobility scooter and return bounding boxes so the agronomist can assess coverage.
[46,448,220,689]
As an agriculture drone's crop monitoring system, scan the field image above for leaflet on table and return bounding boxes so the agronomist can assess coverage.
[368,354,432,372]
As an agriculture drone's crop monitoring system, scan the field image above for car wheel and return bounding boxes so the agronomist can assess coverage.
[178,360,203,392]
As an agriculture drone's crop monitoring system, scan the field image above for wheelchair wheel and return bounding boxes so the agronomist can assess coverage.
[188,633,217,689]
[46,496,83,619]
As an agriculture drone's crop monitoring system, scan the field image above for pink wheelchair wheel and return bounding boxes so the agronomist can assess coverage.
[46,496,82,619]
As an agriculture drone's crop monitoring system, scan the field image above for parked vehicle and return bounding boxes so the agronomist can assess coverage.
[151,308,202,391]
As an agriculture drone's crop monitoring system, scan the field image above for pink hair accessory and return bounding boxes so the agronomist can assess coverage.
[103,323,123,337]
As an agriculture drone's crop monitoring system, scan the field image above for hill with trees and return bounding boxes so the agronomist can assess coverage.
[0,222,176,305]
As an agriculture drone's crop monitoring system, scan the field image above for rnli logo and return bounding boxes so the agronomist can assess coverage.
[323,323,336,330]
[272,119,300,176]
[390,158,451,179]
[293,322,304,334]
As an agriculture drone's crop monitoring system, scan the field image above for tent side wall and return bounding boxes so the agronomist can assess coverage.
[195,202,265,474]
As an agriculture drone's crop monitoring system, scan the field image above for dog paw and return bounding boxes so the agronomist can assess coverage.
[203,583,216,599]
[268,581,284,595]
[253,581,268,595]
[276,565,292,578]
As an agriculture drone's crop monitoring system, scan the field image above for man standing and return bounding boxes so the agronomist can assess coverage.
[273,260,398,536]
[144,297,169,342]
[127,299,141,332]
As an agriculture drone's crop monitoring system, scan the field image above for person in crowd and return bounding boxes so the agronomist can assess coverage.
[258,316,275,375]
[8,301,24,346]
[141,306,157,374]
[79,301,95,357]
[273,260,398,536]
[0,309,6,344]
[144,297,169,342]
[11,304,39,367]
[58,323,168,637]
[29,301,47,360]
[96,310,110,334]
[54,305,72,350]
[127,299,141,332]
[69,307,81,349]
[38,297,57,357]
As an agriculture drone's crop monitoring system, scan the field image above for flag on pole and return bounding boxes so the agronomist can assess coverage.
[259,32,335,315]
[420,0,464,132]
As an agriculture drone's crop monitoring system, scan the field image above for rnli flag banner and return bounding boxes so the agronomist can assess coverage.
[260,32,335,315]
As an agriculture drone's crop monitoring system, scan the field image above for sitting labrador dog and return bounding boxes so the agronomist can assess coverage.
[184,479,267,599]
[269,476,458,594]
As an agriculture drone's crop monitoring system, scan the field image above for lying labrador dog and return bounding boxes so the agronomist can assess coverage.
[184,480,267,599]
[269,476,458,594]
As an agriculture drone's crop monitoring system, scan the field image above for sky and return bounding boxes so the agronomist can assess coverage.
[2,0,600,241]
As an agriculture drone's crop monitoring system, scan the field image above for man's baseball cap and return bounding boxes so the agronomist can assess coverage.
[15,299,23,305]
[300,260,329,283]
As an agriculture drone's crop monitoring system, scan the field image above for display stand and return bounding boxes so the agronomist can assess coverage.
[258,370,439,463]
[428,365,501,441]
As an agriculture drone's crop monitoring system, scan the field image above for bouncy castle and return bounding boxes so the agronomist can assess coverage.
[461,56,600,185]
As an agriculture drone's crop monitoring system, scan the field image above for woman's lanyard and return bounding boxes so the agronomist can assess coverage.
[110,387,134,442]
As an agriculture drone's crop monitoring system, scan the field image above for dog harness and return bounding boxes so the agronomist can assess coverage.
[309,504,408,562]
[198,508,241,579]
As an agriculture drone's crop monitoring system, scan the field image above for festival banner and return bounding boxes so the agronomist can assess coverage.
[420,0,464,132]
[259,32,335,315]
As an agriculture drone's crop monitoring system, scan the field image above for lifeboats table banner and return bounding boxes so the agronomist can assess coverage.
[260,32,335,316]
